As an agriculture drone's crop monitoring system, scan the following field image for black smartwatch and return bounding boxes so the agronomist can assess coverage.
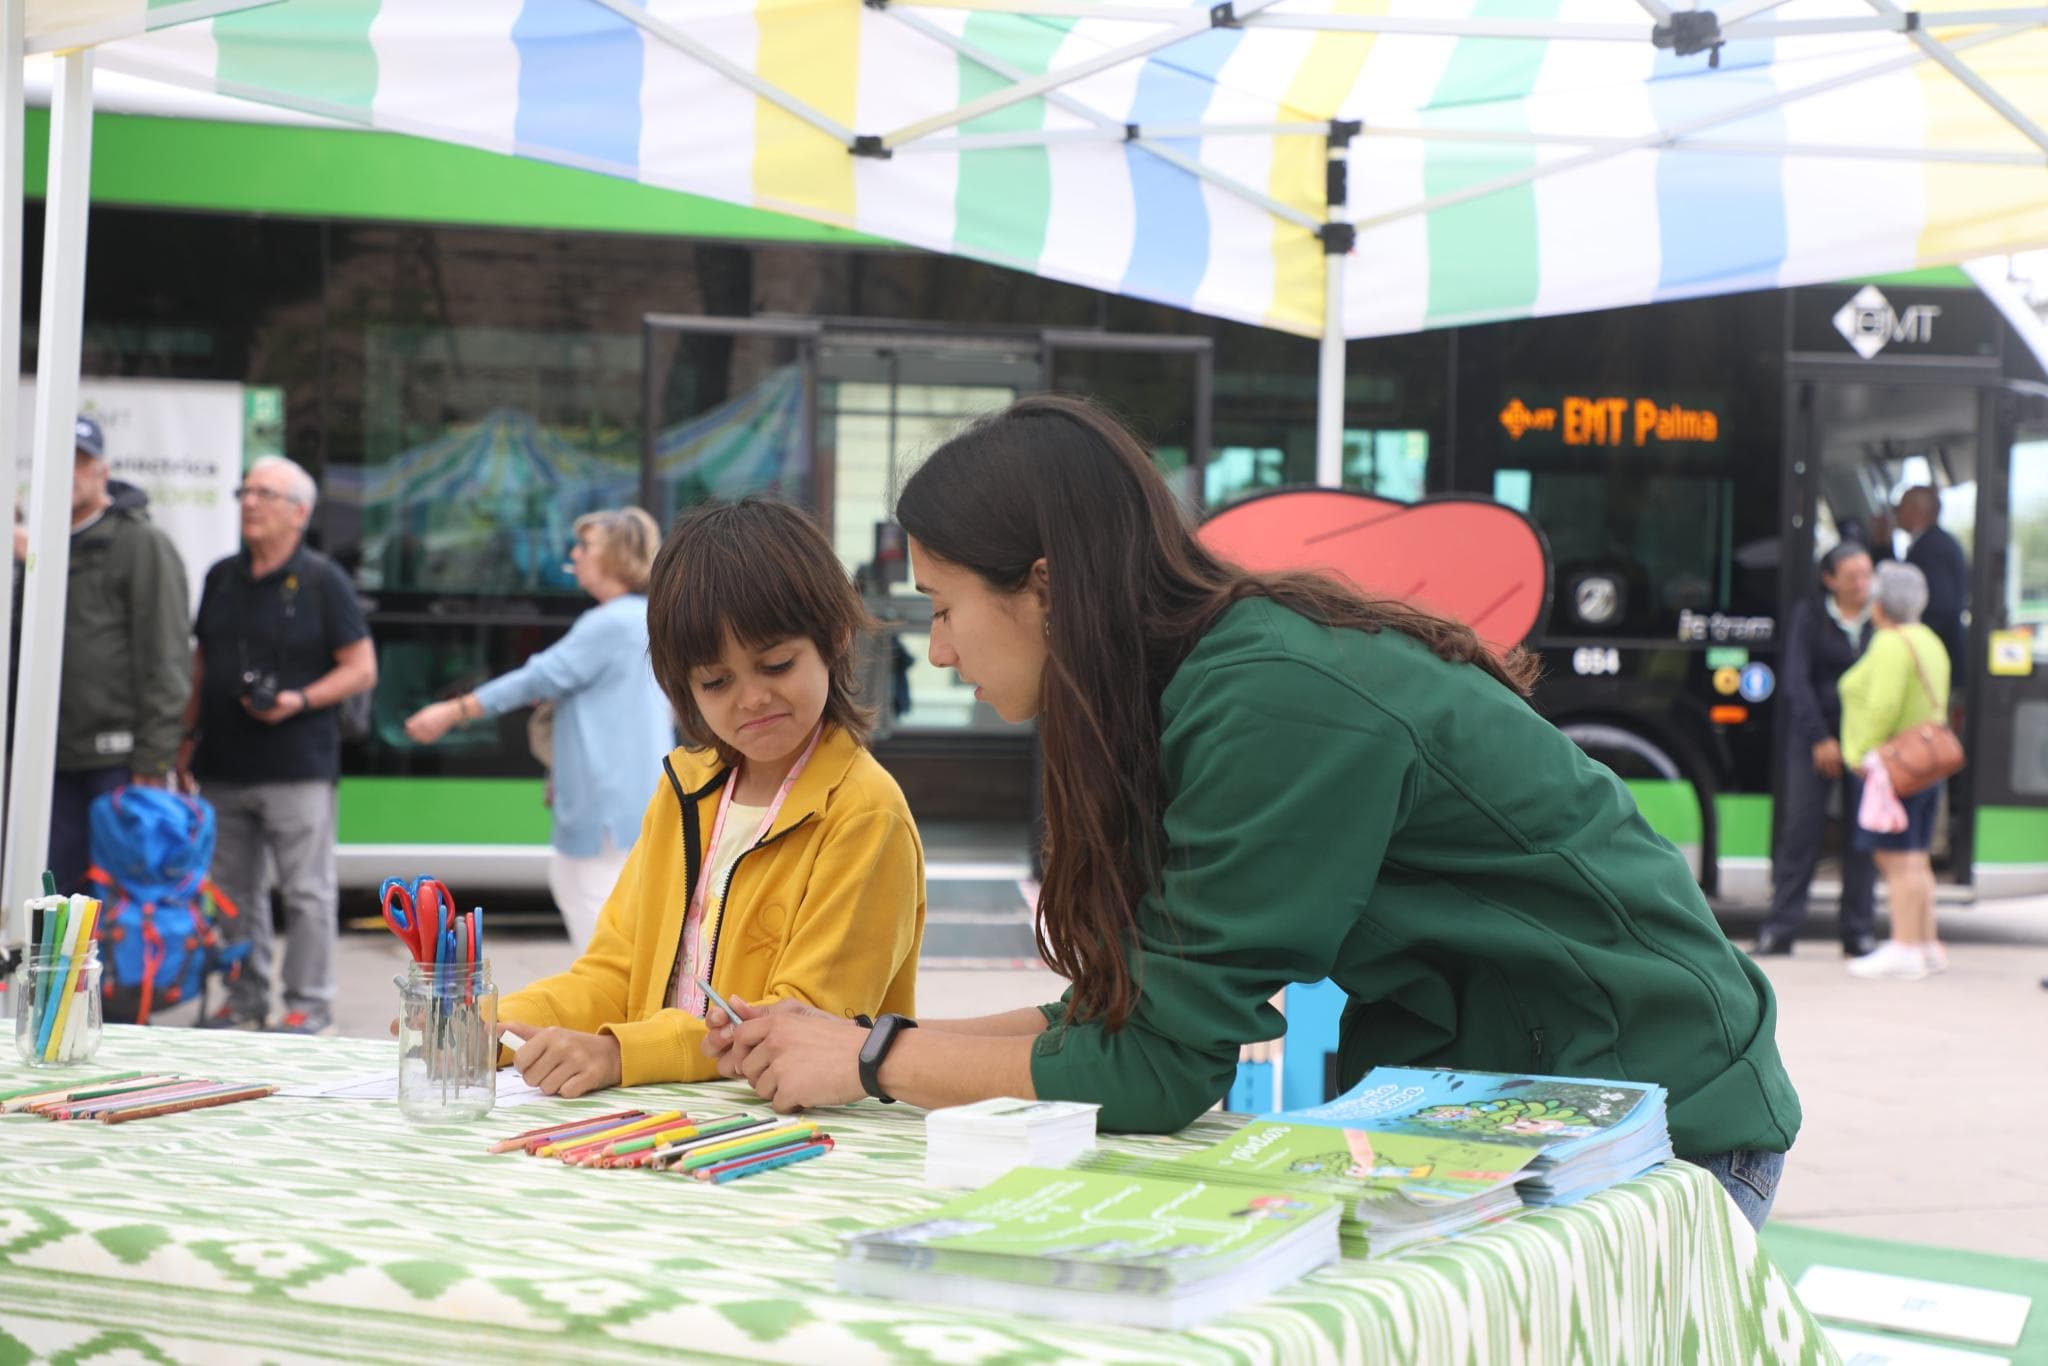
[857,1013,918,1104]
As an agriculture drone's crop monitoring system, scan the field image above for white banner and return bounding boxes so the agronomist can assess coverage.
[16,377,243,613]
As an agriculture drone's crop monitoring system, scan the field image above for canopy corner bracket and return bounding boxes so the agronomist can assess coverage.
[1653,9,1726,68]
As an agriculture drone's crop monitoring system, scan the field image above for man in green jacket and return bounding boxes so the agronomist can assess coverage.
[43,416,192,892]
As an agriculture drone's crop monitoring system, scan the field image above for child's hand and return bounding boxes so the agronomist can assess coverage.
[502,1022,621,1098]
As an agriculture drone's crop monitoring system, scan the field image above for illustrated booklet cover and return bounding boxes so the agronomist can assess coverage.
[1279,1066,1675,1206]
[835,1166,1341,1330]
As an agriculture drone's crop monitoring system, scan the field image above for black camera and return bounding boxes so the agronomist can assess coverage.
[241,669,281,712]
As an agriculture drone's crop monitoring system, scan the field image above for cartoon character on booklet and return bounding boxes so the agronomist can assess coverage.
[1407,1097,1603,1138]
[1230,1195,1315,1221]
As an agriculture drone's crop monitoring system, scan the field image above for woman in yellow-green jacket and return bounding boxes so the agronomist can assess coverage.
[1840,560,1951,983]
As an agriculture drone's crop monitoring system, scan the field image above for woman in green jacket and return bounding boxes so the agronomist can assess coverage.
[707,395,1801,1229]
[1840,560,1952,982]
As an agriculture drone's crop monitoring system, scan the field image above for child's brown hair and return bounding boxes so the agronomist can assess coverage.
[647,496,878,764]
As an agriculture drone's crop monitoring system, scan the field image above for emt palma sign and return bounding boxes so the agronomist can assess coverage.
[1499,394,1722,449]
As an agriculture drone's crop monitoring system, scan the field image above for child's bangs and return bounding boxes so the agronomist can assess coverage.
[666,535,836,671]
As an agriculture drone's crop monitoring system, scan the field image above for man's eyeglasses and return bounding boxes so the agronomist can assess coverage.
[234,485,299,506]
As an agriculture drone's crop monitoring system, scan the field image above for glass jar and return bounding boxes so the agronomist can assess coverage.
[14,948,104,1068]
[394,959,497,1123]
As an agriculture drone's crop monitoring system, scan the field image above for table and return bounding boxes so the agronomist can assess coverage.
[1,1028,1839,1364]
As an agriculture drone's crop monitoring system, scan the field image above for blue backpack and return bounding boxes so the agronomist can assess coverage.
[86,786,249,1024]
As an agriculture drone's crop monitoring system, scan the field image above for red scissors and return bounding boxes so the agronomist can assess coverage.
[380,876,455,964]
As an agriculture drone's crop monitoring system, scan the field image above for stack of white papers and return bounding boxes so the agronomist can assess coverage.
[924,1098,1100,1188]
[1796,1266,2032,1351]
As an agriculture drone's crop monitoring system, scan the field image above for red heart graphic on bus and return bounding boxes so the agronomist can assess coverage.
[1199,490,1552,656]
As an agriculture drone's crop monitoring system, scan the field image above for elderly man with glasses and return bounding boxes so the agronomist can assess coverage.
[179,455,377,1034]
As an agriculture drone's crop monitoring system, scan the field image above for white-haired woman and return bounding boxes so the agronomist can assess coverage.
[405,507,674,946]
[1840,560,1952,981]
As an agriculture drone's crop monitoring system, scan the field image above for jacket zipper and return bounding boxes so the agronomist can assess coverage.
[697,815,813,1017]
[1530,1027,1547,1066]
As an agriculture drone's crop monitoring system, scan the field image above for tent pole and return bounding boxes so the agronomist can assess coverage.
[4,49,94,919]
[1315,126,1356,490]
[0,0,23,951]
[1316,258,1345,489]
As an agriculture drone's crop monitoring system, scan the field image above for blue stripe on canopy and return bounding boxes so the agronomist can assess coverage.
[1649,40,1788,299]
[1119,24,1241,310]
[511,0,647,177]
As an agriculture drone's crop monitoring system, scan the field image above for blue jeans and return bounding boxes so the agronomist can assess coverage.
[1682,1148,1785,1230]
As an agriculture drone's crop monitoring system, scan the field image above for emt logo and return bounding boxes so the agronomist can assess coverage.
[1832,285,1942,360]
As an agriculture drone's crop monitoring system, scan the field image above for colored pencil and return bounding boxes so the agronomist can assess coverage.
[486,1109,643,1154]
[100,1086,275,1124]
[600,1115,756,1162]
[46,1080,227,1119]
[669,1123,820,1173]
[537,1110,685,1160]
[0,1072,145,1105]
[628,1119,788,1169]
[695,1138,832,1184]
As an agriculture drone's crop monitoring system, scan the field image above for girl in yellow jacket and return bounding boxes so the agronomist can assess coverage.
[498,497,926,1096]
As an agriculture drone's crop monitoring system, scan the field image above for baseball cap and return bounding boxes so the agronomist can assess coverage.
[74,415,105,460]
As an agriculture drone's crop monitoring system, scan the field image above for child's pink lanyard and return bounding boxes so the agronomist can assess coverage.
[678,725,824,1014]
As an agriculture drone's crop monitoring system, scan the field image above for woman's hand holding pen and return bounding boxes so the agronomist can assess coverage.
[704,996,865,1113]
[500,1022,622,1099]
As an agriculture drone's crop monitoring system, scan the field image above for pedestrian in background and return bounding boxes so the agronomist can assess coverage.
[39,415,192,893]
[1754,542,1875,958]
[403,507,672,947]
[1842,561,1951,982]
[182,456,376,1033]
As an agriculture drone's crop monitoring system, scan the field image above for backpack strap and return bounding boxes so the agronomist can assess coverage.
[135,902,166,1027]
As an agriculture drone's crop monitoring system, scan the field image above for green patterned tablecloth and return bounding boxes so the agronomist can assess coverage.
[0,1028,1836,1364]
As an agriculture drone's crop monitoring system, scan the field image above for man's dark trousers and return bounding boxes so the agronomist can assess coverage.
[47,765,127,895]
[1764,755,1875,947]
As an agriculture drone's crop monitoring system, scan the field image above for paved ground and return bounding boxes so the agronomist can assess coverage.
[305,873,2048,1263]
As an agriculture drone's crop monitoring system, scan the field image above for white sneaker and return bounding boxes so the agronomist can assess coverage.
[1920,943,1949,975]
[1847,942,1930,981]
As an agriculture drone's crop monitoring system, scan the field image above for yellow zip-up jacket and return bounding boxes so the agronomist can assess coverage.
[499,724,925,1085]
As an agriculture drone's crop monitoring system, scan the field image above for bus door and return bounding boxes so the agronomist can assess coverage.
[1786,374,1984,883]
[1967,387,2048,897]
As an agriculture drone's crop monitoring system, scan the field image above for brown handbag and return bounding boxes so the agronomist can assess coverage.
[1875,631,1965,798]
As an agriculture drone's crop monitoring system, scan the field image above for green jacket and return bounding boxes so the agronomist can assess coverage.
[1839,624,1950,767]
[1029,599,1801,1158]
[56,485,193,774]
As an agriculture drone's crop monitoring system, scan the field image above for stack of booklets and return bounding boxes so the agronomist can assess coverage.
[924,1098,1100,1188]
[1081,1117,1530,1258]
[1275,1066,1674,1209]
[836,1166,1341,1329]
[1081,1066,1673,1258]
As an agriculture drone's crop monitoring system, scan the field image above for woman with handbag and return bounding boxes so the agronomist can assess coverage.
[1840,560,1958,981]
[403,508,674,947]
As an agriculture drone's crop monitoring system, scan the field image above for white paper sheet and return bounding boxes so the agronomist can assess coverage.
[274,1070,549,1107]
[1823,1327,2010,1366]
[1797,1266,2032,1349]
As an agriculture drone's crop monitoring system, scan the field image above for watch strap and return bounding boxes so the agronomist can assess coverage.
[857,1013,917,1104]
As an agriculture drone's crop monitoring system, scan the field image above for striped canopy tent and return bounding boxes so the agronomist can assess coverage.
[86,0,2048,482]
[653,362,808,509]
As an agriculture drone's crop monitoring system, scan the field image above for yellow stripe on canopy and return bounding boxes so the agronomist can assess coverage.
[1265,1,1384,337]
[752,0,859,228]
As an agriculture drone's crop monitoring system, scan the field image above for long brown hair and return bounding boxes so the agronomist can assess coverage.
[647,496,877,766]
[896,394,1539,1032]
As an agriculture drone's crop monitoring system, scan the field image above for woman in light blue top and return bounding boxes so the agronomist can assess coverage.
[404,508,674,945]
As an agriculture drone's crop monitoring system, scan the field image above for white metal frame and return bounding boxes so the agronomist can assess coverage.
[2,50,95,931]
